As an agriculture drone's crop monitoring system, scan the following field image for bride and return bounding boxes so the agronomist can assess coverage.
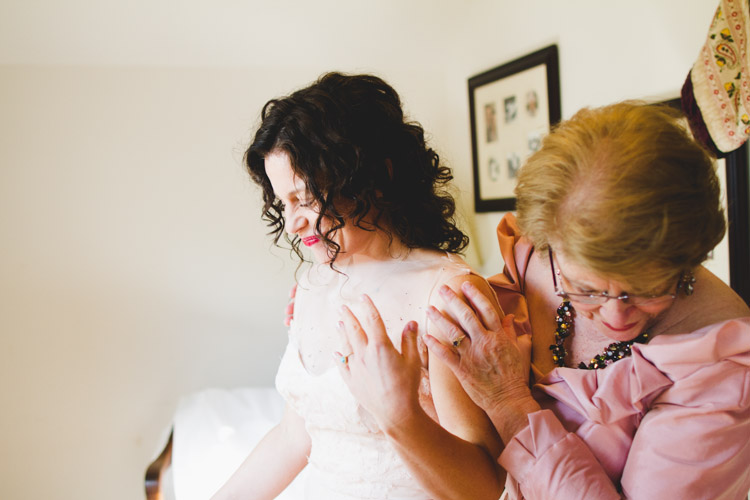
[211,72,505,500]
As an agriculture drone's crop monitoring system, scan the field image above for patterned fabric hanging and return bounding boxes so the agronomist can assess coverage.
[682,0,750,155]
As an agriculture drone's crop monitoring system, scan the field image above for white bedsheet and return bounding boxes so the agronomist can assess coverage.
[170,387,306,500]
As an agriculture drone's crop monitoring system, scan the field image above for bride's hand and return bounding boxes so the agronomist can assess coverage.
[335,294,425,432]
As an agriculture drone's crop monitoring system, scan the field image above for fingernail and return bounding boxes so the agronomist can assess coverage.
[439,285,450,296]
[407,321,418,332]
[337,321,344,330]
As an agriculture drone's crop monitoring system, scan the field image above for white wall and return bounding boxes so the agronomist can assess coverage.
[440,0,720,274]
[0,1,718,499]
[0,65,301,498]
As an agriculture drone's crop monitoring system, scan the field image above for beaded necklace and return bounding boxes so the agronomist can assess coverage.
[546,248,693,370]
[549,299,650,370]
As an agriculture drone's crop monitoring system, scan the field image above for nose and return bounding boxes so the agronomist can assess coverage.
[284,205,306,236]
[598,297,635,326]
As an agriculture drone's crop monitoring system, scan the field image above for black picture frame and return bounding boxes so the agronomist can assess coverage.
[468,45,561,212]
[726,143,750,304]
[660,98,750,304]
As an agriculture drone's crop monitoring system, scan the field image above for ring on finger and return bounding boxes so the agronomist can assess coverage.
[340,352,353,364]
[452,335,466,348]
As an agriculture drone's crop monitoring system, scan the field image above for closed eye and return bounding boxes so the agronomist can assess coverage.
[564,280,600,295]
[276,198,315,211]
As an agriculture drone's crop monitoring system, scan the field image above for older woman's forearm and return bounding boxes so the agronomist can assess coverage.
[498,410,621,500]
[484,394,541,445]
[382,403,505,500]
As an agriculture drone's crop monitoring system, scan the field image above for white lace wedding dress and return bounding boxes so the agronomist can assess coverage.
[275,248,471,499]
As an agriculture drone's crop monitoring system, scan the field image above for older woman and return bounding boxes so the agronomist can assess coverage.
[340,102,750,499]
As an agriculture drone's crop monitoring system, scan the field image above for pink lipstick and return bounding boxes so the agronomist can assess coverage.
[302,236,320,247]
[602,321,638,332]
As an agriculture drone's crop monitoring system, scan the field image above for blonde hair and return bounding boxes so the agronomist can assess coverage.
[515,101,725,292]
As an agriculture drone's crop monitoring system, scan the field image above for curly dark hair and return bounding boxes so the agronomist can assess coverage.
[245,72,468,265]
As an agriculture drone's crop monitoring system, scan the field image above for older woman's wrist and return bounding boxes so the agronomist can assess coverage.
[485,391,541,444]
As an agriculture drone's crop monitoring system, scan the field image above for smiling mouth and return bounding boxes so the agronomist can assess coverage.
[301,236,320,247]
[602,321,638,332]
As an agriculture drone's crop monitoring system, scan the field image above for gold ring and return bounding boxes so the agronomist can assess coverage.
[452,335,465,348]
[340,353,353,364]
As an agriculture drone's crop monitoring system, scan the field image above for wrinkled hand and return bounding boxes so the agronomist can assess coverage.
[336,295,426,432]
[425,282,531,414]
[284,283,297,327]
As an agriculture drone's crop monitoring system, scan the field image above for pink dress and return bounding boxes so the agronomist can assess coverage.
[490,214,750,500]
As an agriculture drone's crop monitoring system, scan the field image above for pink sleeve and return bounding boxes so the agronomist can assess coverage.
[498,320,750,500]
[619,361,750,500]
[498,410,621,499]
[498,401,750,500]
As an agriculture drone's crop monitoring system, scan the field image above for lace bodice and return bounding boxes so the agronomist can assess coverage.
[275,248,470,499]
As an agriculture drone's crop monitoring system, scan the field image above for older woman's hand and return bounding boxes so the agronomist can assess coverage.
[336,294,428,432]
[425,282,538,438]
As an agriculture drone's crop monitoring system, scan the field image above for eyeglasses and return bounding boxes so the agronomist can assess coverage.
[547,248,678,307]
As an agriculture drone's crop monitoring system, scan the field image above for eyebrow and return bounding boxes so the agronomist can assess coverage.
[562,270,667,297]
[279,181,309,201]
[561,273,602,292]
[558,266,621,294]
